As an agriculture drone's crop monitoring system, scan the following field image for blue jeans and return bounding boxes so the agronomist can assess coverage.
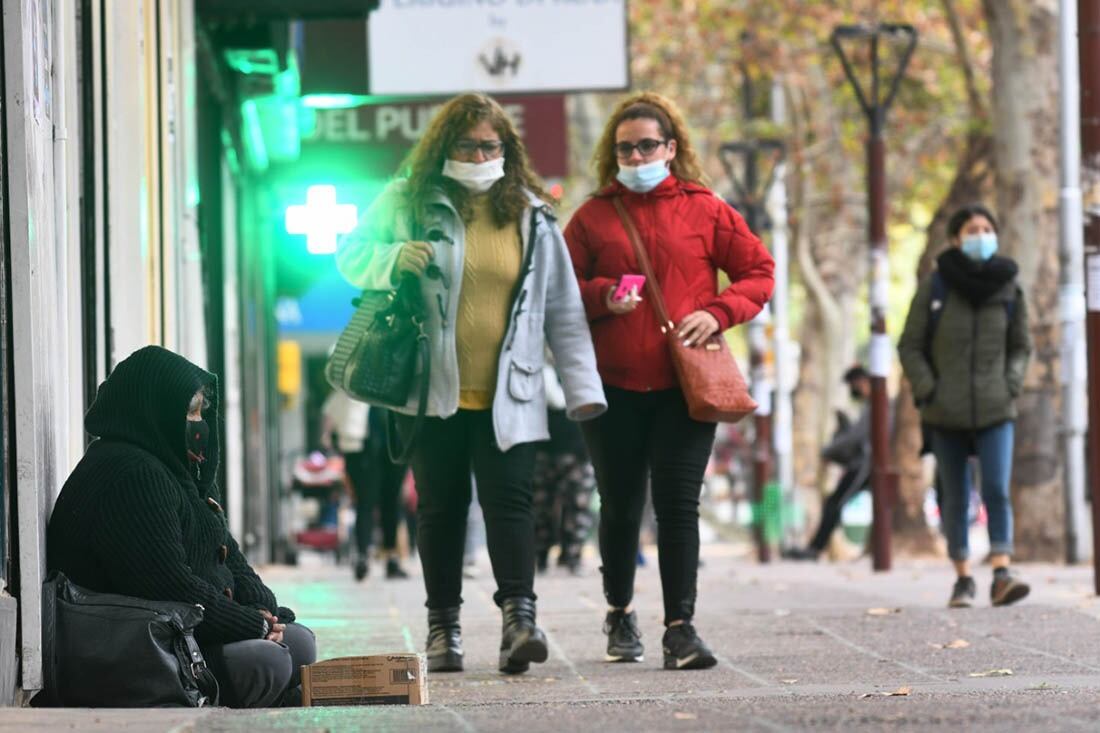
[930,421,1015,562]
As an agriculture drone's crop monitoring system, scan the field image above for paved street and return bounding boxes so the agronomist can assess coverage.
[6,543,1100,731]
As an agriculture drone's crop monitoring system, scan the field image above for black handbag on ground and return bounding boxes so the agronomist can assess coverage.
[325,274,431,464]
[39,572,220,707]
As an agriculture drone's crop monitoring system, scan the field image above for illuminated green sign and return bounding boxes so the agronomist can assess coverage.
[284,184,359,255]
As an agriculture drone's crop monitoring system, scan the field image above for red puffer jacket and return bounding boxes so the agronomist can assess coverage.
[564,176,774,392]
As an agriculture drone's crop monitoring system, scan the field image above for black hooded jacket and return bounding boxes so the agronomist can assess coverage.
[47,346,292,644]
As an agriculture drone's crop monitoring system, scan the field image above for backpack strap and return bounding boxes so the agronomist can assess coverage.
[1004,284,1019,323]
[923,271,948,374]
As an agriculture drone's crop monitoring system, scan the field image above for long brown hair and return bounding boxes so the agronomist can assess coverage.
[399,93,551,227]
[592,92,706,189]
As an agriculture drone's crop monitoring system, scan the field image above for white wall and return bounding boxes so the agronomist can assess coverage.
[2,0,204,694]
[102,0,154,363]
[2,0,85,691]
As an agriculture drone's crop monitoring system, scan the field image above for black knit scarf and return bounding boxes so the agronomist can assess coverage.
[936,247,1019,306]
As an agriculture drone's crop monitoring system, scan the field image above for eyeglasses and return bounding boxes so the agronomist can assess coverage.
[452,139,505,157]
[614,138,668,159]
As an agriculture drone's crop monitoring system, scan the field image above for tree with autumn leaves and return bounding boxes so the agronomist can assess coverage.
[562,0,1064,560]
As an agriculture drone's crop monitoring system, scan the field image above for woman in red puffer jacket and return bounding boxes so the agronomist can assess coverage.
[564,92,774,672]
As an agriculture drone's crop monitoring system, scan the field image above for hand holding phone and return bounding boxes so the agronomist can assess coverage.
[611,274,646,303]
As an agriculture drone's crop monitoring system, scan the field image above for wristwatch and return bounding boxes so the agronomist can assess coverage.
[260,618,271,639]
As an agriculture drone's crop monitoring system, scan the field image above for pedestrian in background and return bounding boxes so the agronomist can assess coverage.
[336,93,606,675]
[898,204,1031,608]
[786,365,873,561]
[564,92,774,670]
[533,361,597,575]
[320,393,409,582]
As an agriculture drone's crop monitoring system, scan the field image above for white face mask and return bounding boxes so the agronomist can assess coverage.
[442,156,506,193]
[616,159,671,193]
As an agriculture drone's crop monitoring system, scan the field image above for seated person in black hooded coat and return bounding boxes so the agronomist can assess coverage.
[47,345,316,708]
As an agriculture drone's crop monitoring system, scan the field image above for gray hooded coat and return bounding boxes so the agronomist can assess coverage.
[336,181,606,451]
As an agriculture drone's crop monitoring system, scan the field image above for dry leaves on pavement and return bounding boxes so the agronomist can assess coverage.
[860,686,911,699]
[866,607,902,616]
[969,669,1013,678]
[928,639,971,650]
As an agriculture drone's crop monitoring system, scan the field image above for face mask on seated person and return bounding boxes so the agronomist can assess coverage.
[185,419,210,482]
[442,157,506,193]
[961,232,998,261]
[616,159,671,193]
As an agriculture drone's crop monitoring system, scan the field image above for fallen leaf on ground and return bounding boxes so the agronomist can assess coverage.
[780,679,798,685]
[969,668,1013,678]
[866,607,901,616]
[674,712,697,720]
[946,639,970,649]
[860,686,911,699]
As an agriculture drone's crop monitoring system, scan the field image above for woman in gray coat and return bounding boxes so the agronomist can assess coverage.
[898,205,1031,609]
[336,93,605,675]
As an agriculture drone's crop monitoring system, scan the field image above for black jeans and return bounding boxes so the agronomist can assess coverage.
[582,386,716,625]
[401,409,537,609]
[345,440,406,555]
[808,467,867,552]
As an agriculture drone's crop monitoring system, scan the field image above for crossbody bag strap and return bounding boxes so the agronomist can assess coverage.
[611,197,675,333]
[386,330,430,465]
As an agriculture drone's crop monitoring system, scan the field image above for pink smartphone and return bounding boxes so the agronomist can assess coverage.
[612,274,646,302]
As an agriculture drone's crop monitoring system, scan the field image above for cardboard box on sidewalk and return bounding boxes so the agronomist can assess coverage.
[301,654,428,706]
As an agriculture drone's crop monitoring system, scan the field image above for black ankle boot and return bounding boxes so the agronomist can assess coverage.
[426,607,463,673]
[499,597,548,674]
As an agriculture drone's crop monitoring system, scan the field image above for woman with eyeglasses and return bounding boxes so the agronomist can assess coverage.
[564,92,774,671]
[336,93,606,675]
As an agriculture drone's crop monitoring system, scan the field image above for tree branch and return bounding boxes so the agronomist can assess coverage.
[941,0,987,120]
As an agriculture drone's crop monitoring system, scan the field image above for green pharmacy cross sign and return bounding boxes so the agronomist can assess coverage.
[284,184,359,255]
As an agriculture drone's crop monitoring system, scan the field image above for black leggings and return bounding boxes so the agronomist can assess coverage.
[401,410,537,609]
[808,468,866,552]
[345,443,405,554]
[582,386,716,625]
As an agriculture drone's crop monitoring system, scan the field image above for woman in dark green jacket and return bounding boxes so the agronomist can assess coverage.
[898,205,1031,609]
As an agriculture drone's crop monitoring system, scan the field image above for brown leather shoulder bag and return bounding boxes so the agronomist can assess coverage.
[612,197,757,423]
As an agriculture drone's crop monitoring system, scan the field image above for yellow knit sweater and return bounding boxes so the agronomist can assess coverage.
[456,196,522,409]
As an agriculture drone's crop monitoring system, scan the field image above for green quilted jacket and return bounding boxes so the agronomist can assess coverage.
[897,273,1031,431]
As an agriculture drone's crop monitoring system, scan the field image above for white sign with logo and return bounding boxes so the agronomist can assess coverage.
[368,0,629,95]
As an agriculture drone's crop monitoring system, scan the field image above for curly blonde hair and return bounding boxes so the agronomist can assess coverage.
[593,92,706,189]
[399,93,551,227]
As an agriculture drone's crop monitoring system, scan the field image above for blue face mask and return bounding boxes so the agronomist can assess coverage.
[616,159,670,193]
[961,232,998,261]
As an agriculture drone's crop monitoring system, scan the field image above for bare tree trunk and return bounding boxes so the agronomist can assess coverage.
[983,0,1064,561]
[787,71,867,556]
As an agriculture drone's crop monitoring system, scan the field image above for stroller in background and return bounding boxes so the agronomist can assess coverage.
[283,451,351,565]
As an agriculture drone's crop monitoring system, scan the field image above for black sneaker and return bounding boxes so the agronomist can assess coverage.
[603,609,644,663]
[991,570,1030,607]
[782,546,820,561]
[353,558,368,582]
[386,558,409,579]
[948,576,976,608]
[662,623,717,670]
[557,551,583,576]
